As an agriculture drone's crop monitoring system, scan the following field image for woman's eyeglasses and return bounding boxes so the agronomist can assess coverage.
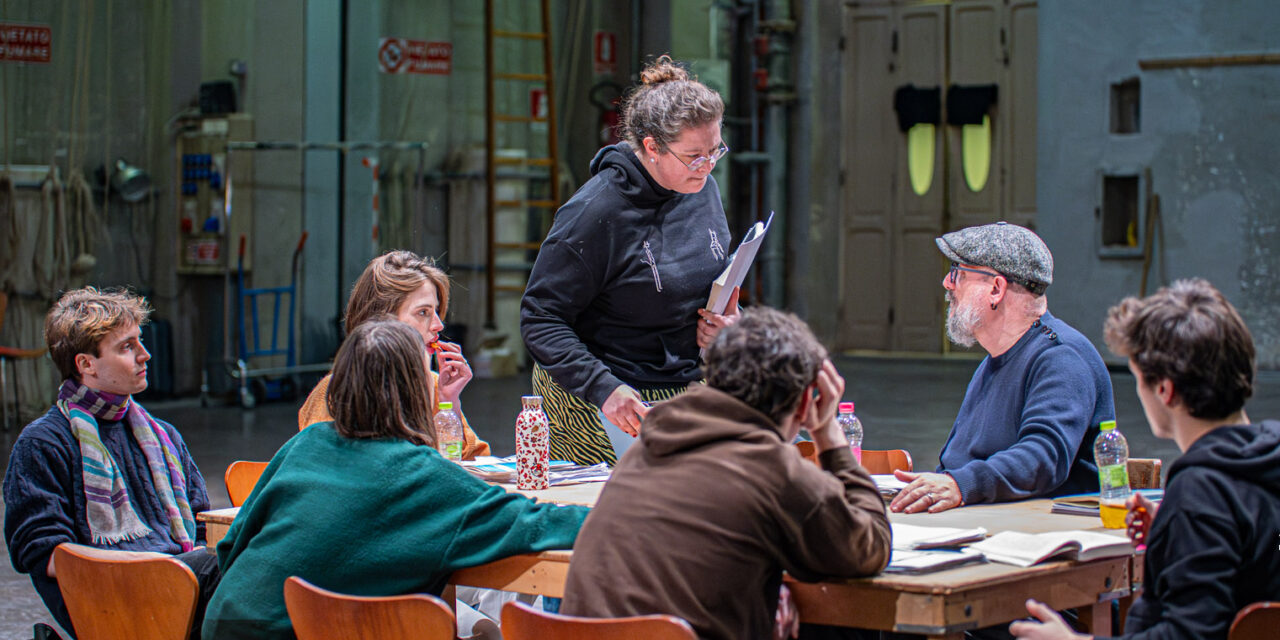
[668,143,730,172]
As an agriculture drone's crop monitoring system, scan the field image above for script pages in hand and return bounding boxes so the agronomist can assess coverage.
[700,211,774,357]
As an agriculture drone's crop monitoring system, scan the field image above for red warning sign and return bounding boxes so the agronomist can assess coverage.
[378,37,451,75]
[594,31,616,75]
[530,88,547,121]
[0,22,52,64]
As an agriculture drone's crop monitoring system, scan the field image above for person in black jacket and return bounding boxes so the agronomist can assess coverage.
[520,55,739,465]
[1011,278,1280,639]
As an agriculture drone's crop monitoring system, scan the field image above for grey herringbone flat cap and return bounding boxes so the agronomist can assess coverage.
[936,221,1053,295]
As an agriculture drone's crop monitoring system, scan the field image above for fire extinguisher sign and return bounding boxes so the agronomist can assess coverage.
[378,37,452,75]
[529,88,548,121]
[593,31,616,76]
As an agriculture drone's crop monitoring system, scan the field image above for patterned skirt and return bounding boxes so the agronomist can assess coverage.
[531,363,688,466]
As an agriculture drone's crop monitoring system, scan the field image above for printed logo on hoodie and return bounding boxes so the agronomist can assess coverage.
[709,230,726,261]
[641,240,663,292]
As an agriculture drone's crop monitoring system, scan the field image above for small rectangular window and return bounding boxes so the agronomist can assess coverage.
[1100,174,1141,257]
[1110,77,1141,134]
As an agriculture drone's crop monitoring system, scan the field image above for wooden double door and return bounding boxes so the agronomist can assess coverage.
[838,0,1038,352]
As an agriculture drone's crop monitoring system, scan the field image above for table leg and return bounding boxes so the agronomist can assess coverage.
[1077,601,1113,635]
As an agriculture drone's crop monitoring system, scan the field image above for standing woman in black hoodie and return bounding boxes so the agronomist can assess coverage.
[520,55,739,466]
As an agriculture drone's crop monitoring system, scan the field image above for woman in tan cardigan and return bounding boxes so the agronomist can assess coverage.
[298,250,490,458]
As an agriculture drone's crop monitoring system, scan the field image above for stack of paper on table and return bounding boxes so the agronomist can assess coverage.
[872,474,909,497]
[970,530,1133,567]
[461,457,610,485]
[884,548,985,574]
[1050,489,1164,517]
[891,523,988,549]
[882,523,989,574]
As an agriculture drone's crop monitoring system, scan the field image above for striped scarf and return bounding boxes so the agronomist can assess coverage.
[56,380,196,551]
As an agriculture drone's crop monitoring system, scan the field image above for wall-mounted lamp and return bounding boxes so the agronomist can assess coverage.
[109,159,152,203]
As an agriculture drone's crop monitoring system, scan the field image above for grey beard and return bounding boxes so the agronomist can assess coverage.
[946,297,981,347]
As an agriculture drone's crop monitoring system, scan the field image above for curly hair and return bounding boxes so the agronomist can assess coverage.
[1104,278,1255,419]
[344,250,450,334]
[327,318,436,446]
[703,307,827,424]
[45,286,152,381]
[621,55,724,150]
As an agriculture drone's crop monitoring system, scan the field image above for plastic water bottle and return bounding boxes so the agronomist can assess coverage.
[837,402,863,464]
[1094,420,1131,529]
[516,396,550,490]
[436,401,464,462]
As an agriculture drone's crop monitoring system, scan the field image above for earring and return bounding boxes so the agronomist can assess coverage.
[650,157,655,163]
[991,302,998,310]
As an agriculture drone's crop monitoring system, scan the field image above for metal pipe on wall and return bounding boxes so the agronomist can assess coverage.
[760,0,794,310]
[787,0,812,317]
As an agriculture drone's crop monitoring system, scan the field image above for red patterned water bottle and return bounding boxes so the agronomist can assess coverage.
[516,395,550,490]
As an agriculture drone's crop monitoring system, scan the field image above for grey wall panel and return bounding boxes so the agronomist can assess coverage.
[1037,0,1280,367]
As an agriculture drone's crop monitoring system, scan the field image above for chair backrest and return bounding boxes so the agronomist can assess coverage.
[283,576,455,640]
[793,442,913,475]
[795,440,819,464]
[53,542,198,640]
[1128,458,1163,489]
[1230,601,1280,640]
[863,449,913,475]
[501,601,697,640]
[224,460,269,507]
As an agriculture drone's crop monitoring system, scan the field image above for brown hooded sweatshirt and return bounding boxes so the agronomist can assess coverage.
[562,384,892,639]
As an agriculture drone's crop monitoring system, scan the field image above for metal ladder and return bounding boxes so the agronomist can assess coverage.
[484,0,561,328]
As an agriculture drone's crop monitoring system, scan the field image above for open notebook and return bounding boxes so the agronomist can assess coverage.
[970,530,1133,567]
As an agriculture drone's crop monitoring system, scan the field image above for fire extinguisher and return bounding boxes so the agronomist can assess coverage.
[590,80,624,147]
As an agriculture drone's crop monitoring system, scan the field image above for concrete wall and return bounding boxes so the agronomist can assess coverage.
[1038,0,1280,367]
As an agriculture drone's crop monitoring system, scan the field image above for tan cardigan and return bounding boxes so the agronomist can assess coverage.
[297,372,492,460]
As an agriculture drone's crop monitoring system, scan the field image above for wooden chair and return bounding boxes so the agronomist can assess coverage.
[283,576,455,640]
[224,460,269,507]
[501,601,696,640]
[53,542,198,640]
[1230,601,1280,640]
[1128,458,1163,489]
[0,290,48,431]
[794,441,913,475]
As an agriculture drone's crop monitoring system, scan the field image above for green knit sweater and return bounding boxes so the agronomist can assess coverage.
[202,423,589,639]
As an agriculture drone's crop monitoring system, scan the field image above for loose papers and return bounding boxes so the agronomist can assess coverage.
[883,523,989,574]
[461,456,611,486]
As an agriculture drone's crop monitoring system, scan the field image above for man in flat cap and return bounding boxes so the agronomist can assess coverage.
[890,222,1115,514]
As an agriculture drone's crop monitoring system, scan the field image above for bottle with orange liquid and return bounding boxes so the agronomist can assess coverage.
[1094,420,1131,529]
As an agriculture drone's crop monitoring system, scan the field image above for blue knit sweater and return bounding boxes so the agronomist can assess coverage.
[4,404,210,633]
[937,312,1115,504]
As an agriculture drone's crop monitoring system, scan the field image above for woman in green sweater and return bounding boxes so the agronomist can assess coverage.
[201,320,589,639]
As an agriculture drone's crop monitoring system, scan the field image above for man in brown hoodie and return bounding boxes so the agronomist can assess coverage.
[561,307,892,639]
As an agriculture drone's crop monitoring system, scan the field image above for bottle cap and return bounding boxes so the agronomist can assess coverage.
[1100,420,1116,431]
[838,402,855,413]
[438,401,453,410]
